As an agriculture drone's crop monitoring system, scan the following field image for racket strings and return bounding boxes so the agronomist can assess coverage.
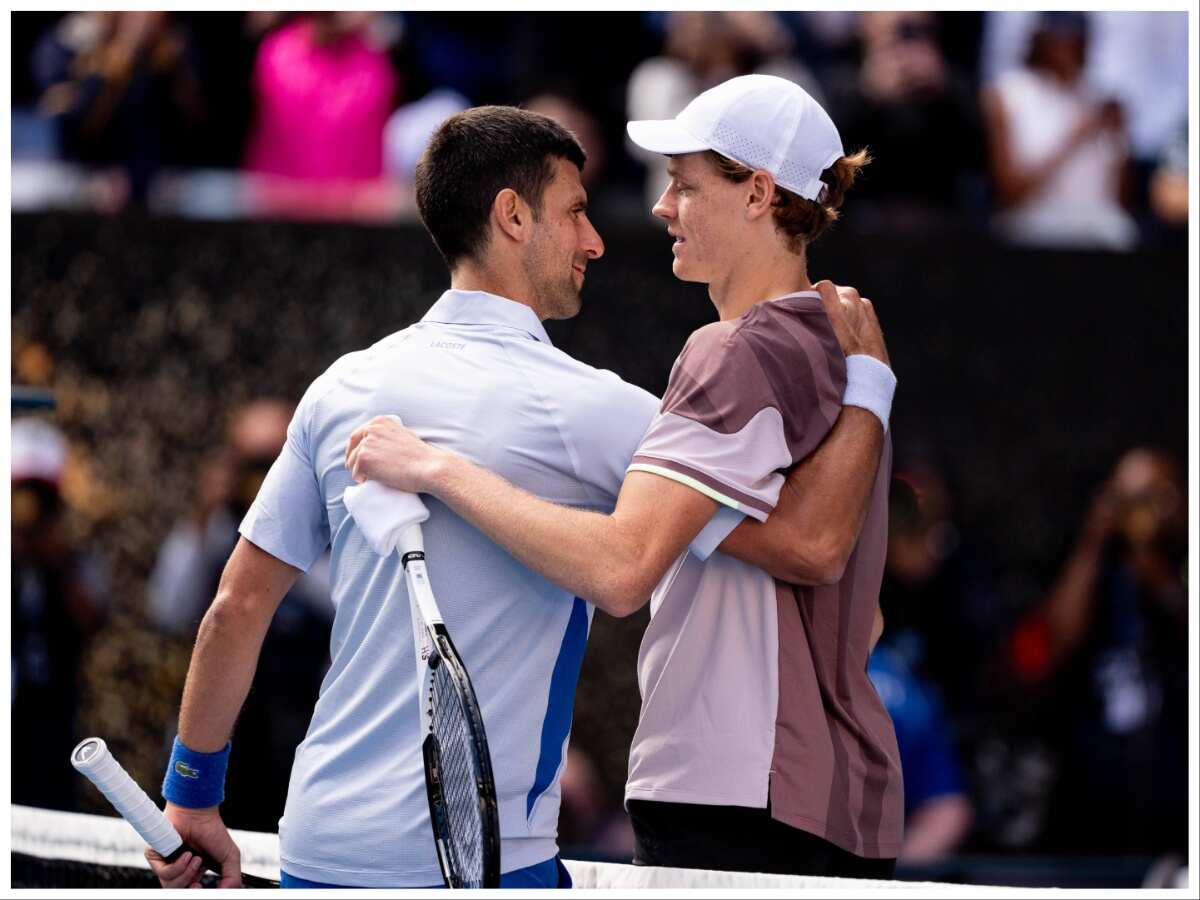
[430,660,487,888]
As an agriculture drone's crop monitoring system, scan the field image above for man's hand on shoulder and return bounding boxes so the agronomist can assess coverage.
[815,280,890,368]
[145,803,243,888]
[345,415,451,493]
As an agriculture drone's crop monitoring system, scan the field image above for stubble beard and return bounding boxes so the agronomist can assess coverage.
[542,278,582,320]
[524,242,582,321]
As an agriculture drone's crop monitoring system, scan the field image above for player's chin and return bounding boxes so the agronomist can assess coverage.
[548,287,583,320]
[670,258,703,283]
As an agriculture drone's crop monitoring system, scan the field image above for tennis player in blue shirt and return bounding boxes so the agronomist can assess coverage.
[147,105,888,888]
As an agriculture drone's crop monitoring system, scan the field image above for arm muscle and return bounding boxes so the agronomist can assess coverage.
[718,407,884,584]
[427,457,717,616]
[177,538,300,751]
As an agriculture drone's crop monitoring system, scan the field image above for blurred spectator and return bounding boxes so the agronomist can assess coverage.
[384,87,470,182]
[243,13,398,182]
[147,399,333,832]
[982,12,1188,179]
[32,11,205,205]
[397,12,520,107]
[558,747,635,860]
[980,13,1137,250]
[1149,126,1188,230]
[1005,448,1187,856]
[869,644,974,862]
[626,11,823,210]
[788,11,861,71]
[241,12,402,219]
[525,92,607,189]
[825,11,986,228]
[879,463,1004,732]
[11,418,111,811]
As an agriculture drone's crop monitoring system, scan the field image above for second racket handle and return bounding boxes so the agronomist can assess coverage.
[70,738,182,857]
[71,737,279,888]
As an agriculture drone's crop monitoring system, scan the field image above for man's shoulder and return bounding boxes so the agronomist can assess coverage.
[680,318,741,357]
[527,341,657,406]
[299,330,414,408]
[680,305,837,367]
[742,299,846,387]
[662,302,844,443]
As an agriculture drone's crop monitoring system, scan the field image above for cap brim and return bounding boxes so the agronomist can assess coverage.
[626,119,711,155]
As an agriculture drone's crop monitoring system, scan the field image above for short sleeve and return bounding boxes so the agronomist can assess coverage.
[238,408,330,572]
[628,315,841,523]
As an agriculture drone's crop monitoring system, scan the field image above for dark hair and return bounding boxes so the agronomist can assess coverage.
[707,148,870,253]
[415,106,587,269]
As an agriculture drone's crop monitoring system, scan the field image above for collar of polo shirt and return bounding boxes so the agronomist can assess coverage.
[422,290,553,346]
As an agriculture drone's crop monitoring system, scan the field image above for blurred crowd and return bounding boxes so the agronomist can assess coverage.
[869,448,1188,863]
[11,10,1190,246]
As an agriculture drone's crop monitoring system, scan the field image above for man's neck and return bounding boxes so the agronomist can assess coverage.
[708,244,813,322]
[450,263,543,320]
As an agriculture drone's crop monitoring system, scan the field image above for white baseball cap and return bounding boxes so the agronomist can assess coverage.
[627,73,844,202]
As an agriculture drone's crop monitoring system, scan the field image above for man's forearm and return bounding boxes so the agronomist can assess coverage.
[718,407,884,584]
[177,595,276,752]
[345,415,718,615]
[426,455,639,613]
[177,539,298,751]
[423,457,715,616]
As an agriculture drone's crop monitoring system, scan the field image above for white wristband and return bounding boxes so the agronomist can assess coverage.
[843,354,896,432]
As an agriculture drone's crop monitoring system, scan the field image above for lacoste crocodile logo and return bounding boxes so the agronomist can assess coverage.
[174,761,200,779]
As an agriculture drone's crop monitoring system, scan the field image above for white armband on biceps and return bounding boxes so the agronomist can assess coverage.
[843,354,896,432]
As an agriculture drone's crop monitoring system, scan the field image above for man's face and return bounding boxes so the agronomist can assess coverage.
[522,157,604,320]
[652,153,746,284]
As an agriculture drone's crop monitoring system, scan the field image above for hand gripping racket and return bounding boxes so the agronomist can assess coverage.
[392,494,501,889]
[70,737,279,888]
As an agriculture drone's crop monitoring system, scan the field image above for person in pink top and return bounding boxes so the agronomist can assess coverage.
[345,75,903,878]
[244,13,397,182]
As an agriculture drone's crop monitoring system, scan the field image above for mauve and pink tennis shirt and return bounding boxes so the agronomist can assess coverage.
[625,290,904,859]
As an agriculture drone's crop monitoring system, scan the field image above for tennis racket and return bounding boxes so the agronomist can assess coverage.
[398,515,501,889]
[70,737,279,888]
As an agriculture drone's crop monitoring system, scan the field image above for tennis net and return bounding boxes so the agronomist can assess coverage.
[11,805,1036,892]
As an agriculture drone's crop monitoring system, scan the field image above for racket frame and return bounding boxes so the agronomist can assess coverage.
[400,525,501,890]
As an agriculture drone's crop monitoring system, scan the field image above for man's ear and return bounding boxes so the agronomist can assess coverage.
[492,188,531,243]
[745,170,777,221]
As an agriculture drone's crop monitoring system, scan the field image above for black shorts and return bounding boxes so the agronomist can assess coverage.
[628,799,897,880]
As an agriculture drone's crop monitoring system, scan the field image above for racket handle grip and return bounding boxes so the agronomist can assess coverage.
[71,737,279,889]
[71,738,181,857]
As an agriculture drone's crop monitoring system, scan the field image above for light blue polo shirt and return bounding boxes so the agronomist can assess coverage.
[238,290,662,887]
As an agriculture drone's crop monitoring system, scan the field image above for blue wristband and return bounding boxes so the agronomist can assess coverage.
[162,736,231,808]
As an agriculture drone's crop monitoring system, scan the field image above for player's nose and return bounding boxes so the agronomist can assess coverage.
[579,216,604,260]
[652,188,675,222]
